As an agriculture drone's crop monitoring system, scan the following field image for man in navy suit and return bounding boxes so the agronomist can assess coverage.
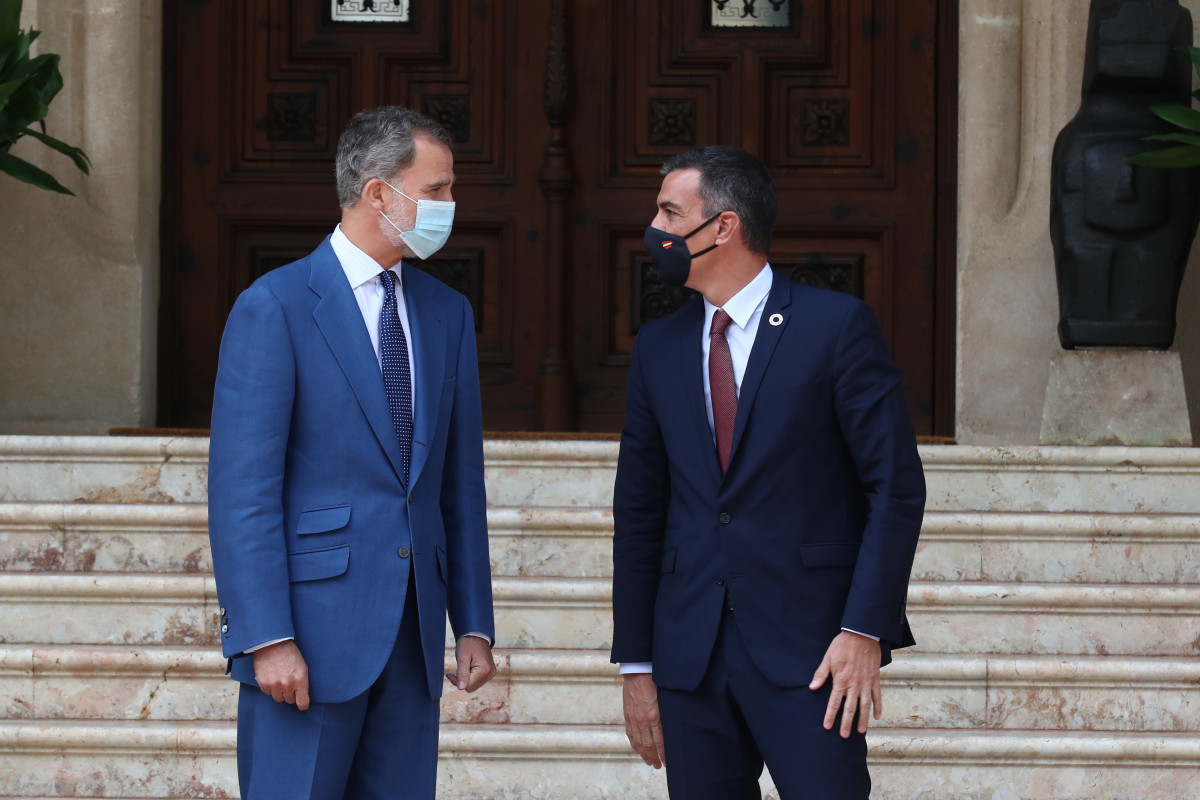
[208,107,495,799]
[611,146,926,798]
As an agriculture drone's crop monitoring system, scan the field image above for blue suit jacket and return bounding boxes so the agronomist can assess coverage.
[208,236,494,704]
[611,272,926,691]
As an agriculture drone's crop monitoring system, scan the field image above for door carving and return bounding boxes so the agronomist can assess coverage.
[161,1,954,435]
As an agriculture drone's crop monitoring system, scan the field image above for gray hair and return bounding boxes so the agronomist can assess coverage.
[335,106,454,208]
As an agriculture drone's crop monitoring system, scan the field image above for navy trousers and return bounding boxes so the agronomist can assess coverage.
[236,574,439,800]
[656,605,871,800]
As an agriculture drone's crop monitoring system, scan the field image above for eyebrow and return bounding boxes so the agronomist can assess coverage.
[657,199,684,212]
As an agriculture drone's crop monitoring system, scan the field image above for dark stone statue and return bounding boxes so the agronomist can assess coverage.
[1050,0,1200,349]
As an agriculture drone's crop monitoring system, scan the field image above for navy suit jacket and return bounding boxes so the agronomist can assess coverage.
[611,271,926,691]
[208,236,494,704]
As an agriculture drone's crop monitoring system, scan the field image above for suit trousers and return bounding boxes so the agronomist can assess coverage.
[656,605,871,800]
[236,572,439,800]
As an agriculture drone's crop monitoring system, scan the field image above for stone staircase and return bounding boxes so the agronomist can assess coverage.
[2,436,1200,798]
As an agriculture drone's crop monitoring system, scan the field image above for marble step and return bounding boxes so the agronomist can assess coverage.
[3,720,1199,799]
[6,644,1197,733]
[7,437,1200,516]
[6,501,1200,585]
[5,573,1200,655]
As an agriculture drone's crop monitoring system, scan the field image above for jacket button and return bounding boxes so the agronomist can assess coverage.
[221,624,229,633]
[408,493,415,504]
[715,576,726,586]
[719,513,732,524]
[398,547,411,559]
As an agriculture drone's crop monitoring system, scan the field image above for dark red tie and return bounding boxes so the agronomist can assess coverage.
[710,309,737,473]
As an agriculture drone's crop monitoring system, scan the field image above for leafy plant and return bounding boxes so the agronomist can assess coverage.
[0,0,90,195]
[1129,46,1200,168]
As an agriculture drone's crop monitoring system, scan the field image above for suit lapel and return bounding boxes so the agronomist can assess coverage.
[401,263,445,488]
[727,271,791,472]
[674,300,724,487]
[308,239,408,485]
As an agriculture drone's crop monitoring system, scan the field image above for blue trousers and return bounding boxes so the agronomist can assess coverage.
[656,606,871,800]
[236,575,439,800]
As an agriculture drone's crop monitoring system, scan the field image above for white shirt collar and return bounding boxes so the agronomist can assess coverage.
[330,224,402,290]
[704,263,774,330]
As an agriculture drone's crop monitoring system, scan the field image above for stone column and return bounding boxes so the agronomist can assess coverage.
[0,0,162,433]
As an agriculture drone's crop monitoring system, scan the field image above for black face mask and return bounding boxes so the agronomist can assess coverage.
[643,212,722,287]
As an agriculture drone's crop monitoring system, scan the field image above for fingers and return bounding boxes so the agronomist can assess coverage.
[809,654,831,691]
[253,641,310,711]
[453,637,497,693]
[622,674,665,769]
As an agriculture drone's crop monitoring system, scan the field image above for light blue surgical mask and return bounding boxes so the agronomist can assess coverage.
[379,178,455,260]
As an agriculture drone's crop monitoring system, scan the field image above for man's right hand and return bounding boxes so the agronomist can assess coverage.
[622,672,666,769]
[252,640,311,710]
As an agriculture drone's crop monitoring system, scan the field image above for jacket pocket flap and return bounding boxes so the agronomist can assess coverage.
[661,548,677,574]
[799,542,860,568]
[297,503,351,535]
[288,545,350,582]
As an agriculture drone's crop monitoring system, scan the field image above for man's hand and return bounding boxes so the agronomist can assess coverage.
[253,640,310,711]
[809,631,883,738]
[446,636,496,692]
[622,672,666,769]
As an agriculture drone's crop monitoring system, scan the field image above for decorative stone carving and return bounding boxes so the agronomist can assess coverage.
[1050,0,1200,349]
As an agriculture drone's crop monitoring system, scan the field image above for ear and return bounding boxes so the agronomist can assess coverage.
[713,211,742,246]
[362,177,390,212]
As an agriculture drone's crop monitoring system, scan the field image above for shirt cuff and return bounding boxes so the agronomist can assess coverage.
[460,631,492,644]
[842,627,880,642]
[619,662,653,674]
[244,637,293,654]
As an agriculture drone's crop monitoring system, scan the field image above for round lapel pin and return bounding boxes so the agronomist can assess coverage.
[769,313,783,327]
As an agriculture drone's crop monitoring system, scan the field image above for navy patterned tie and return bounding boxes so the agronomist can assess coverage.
[378,269,413,484]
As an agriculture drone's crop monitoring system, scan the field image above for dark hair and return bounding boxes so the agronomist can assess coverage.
[661,146,777,256]
[335,106,454,208]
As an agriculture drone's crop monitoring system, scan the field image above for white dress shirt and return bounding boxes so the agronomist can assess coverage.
[619,264,873,676]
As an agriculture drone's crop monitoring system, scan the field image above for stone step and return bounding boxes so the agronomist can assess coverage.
[7,501,1200,585]
[7,438,1200,516]
[5,574,1200,655]
[2,720,1199,799]
[7,644,1196,733]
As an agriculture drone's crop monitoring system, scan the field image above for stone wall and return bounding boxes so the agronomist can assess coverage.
[0,0,161,433]
[957,0,1200,444]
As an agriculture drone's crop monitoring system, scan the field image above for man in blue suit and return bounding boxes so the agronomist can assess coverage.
[612,146,926,798]
[208,106,495,799]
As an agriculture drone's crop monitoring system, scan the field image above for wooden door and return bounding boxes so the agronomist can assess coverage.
[160,1,954,435]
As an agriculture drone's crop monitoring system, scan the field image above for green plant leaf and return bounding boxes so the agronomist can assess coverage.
[1143,133,1200,146]
[1186,46,1200,80]
[0,148,74,194]
[1149,103,1200,132]
[0,0,22,53]
[1127,145,1200,168]
[0,73,28,106]
[21,126,88,172]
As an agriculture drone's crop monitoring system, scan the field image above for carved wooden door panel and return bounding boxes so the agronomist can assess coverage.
[161,0,553,430]
[160,1,952,434]
[566,1,946,434]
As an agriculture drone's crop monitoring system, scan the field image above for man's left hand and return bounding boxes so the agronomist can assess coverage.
[808,630,882,738]
[447,636,496,692]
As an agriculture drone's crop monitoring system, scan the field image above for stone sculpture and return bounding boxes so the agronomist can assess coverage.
[1050,0,1200,349]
